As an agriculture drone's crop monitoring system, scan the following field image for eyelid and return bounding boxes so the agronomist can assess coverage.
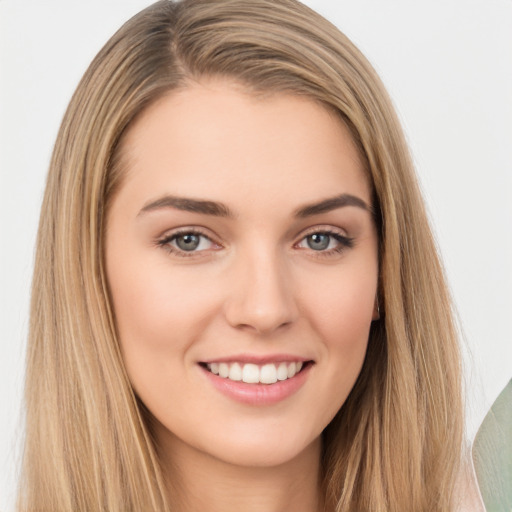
[156,226,222,257]
[293,225,355,256]
[155,224,354,258]
[297,224,350,239]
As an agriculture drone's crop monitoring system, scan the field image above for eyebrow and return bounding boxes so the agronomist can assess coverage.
[138,193,372,218]
[293,193,373,217]
[138,195,235,218]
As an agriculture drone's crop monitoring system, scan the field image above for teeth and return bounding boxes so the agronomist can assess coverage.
[277,362,288,381]
[218,363,229,378]
[260,364,278,384]
[206,361,305,384]
[242,363,259,383]
[228,362,242,381]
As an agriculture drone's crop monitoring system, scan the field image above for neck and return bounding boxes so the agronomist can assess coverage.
[156,430,324,512]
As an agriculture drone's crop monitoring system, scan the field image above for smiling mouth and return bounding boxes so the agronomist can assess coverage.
[201,361,310,384]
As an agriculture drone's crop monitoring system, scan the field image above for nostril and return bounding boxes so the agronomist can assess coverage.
[230,320,293,336]
[223,268,299,334]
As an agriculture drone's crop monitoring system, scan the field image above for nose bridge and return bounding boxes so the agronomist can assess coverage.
[224,240,298,335]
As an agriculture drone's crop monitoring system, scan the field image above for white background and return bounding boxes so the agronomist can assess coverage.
[1,1,511,510]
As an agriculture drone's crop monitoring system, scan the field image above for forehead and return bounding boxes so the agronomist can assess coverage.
[114,81,371,217]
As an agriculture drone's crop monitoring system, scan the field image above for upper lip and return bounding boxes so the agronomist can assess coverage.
[200,353,313,365]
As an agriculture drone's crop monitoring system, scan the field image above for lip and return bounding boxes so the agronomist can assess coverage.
[201,353,312,365]
[199,360,313,406]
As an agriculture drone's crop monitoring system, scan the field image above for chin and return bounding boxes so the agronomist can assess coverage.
[199,428,321,469]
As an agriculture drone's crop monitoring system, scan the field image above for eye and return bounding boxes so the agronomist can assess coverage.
[296,229,354,254]
[173,233,206,251]
[157,229,219,256]
[301,233,334,251]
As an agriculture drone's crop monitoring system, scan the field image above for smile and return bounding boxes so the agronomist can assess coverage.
[205,361,304,384]
[200,359,313,405]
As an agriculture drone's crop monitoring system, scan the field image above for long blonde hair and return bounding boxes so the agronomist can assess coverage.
[19,1,463,510]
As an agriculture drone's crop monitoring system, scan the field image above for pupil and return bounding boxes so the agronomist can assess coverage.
[308,233,330,250]
[177,234,200,251]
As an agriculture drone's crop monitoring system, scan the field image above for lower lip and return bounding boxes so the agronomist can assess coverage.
[200,364,312,405]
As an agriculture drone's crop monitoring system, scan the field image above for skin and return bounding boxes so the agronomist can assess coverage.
[106,80,379,512]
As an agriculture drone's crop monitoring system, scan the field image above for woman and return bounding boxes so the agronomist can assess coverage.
[18,0,473,510]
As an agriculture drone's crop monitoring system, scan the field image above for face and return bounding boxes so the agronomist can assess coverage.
[106,81,379,469]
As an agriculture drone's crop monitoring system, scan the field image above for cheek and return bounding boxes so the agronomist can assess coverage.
[108,251,215,345]
[299,258,377,343]
[298,262,377,407]
[106,248,220,397]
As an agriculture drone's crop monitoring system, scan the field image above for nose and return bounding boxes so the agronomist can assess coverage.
[223,246,298,336]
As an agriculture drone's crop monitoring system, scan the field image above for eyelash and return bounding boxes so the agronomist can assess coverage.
[156,228,217,258]
[296,229,355,258]
[156,227,355,259]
